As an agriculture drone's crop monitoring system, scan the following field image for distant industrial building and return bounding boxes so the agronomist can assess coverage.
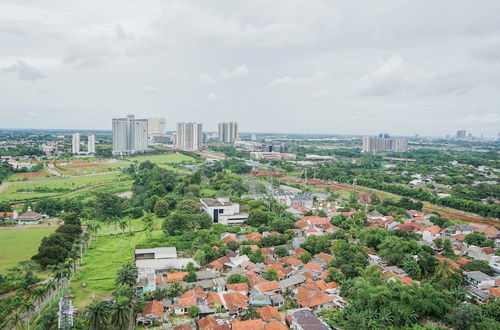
[112,115,149,156]
[71,133,80,154]
[362,136,408,152]
[88,134,96,154]
[176,122,203,151]
[457,130,466,139]
[218,122,239,143]
[148,117,167,135]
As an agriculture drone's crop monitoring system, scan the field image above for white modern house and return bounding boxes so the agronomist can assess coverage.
[200,198,248,225]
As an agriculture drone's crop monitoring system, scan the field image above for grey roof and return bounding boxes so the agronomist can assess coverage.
[213,277,227,287]
[464,271,491,282]
[135,258,196,271]
[201,198,232,207]
[279,274,307,290]
[196,270,220,280]
[135,247,177,259]
[292,309,328,330]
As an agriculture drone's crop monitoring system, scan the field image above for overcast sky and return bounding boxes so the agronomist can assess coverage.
[1,0,500,137]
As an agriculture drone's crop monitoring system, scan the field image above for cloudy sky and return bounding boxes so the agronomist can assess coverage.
[1,0,500,137]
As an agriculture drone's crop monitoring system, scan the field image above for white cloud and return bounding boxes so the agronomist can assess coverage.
[268,70,327,87]
[207,93,217,101]
[359,55,483,96]
[143,85,159,94]
[312,89,331,98]
[1,60,46,80]
[457,113,500,127]
[63,46,114,69]
[471,40,500,63]
[219,64,251,79]
[197,73,216,84]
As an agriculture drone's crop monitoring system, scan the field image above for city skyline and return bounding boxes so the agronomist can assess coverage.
[0,1,499,137]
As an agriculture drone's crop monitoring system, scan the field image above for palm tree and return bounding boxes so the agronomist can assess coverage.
[127,216,132,235]
[68,247,80,274]
[21,299,36,319]
[118,219,128,236]
[44,280,57,303]
[31,286,48,311]
[6,311,24,330]
[93,223,101,240]
[115,264,138,286]
[86,300,109,330]
[110,296,131,329]
[435,259,456,279]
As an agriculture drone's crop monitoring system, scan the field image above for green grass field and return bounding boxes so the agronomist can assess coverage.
[125,153,195,165]
[83,217,163,237]
[0,226,57,273]
[0,172,130,201]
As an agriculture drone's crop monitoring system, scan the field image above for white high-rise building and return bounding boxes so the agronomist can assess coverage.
[112,115,149,155]
[218,122,239,143]
[176,122,203,151]
[71,133,80,154]
[88,134,96,154]
[362,136,408,153]
[148,117,167,135]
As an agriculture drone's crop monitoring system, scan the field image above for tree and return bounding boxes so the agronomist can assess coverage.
[183,271,197,282]
[188,306,200,318]
[300,251,312,263]
[175,199,202,214]
[110,296,131,330]
[249,249,264,264]
[227,241,240,251]
[166,282,184,297]
[301,235,330,255]
[153,199,170,217]
[227,274,250,285]
[86,300,109,330]
[274,246,289,258]
[461,259,495,276]
[264,269,279,281]
[465,232,494,248]
[118,219,128,236]
[115,263,138,286]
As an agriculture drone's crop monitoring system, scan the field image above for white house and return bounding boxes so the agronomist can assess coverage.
[463,271,496,289]
[200,198,248,225]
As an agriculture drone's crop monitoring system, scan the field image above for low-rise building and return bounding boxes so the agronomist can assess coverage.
[200,198,248,225]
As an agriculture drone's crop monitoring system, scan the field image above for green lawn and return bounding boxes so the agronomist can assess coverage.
[125,153,195,165]
[83,217,163,237]
[0,226,57,274]
[70,231,161,308]
[0,172,129,201]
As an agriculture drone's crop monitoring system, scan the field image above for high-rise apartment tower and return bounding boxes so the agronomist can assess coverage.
[176,122,203,151]
[218,122,239,143]
[112,115,149,155]
[71,133,80,154]
[88,134,96,154]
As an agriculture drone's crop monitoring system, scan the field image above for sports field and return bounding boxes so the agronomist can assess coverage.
[0,226,57,273]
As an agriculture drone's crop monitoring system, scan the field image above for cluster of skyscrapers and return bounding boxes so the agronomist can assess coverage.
[71,133,96,155]
[362,135,408,153]
[111,115,239,155]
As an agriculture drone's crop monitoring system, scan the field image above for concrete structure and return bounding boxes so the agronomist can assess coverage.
[176,122,203,151]
[362,136,408,153]
[71,133,80,154]
[200,198,248,225]
[148,117,167,135]
[457,129,466,139]
[16,207,45,225]
[87,134,95,154]
[112,115,149,155]
[218,122,239,143]
[463,271,496,288]
[250,152,296,160]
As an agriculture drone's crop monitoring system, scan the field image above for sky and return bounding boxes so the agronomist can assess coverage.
[1,0,500,137]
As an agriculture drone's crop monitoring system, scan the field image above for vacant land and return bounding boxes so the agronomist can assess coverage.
[125,153,195,165]
[70,231,163,308]
[0,226,57,273]
[56,159,128,176]
[83,217,163,237]
[0,172,129,201]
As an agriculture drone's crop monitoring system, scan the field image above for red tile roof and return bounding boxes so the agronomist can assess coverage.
[222,292,248,310]
[231,319,264,330]
[198,316,218,329]
[257,305,282,321]
[226,283,249,292]
[167,272,189,283]
[142,300,164,317]
[303,262,322,272]
[256,281,280,293]
[265,321,288,330]
[295,286,333,307]
[315,253,333,261]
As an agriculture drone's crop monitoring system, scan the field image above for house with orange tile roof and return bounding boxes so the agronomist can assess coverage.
[137,300,164,326]
[256,281,281,293]
[488,287,500,298]
[206,256,230,271]
[246,271,265,286]
[294,286,334,311]
[419,225,441,242]
[226,283,249,293]
[246,232,262,241]
[222,292,248,314]
[198,316,219,329]
[167,271,189,283]
[264,320,288,330]
[303,262,323,273]
[257,305,282,322]
[315,252,334,262]
[315,279,338,292]
[231,319,264,330]
[294,247,307,258]
[280,256,302,268]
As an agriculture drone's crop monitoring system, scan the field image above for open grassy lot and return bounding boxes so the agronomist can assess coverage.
[125,153,195,165]
[83,217,163,237]
[56,159,128,176]
[0,226,57,274]
[70,230,164,308]
[0,172,129,201]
